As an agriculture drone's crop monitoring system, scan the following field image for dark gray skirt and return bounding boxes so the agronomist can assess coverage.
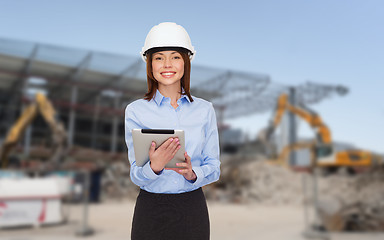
[131,188,210,240]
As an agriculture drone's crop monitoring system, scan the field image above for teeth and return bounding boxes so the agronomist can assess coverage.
[161,72,175,76]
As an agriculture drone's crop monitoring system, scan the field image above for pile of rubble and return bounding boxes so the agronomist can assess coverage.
[317,169,384,231]
[101,160,137,201]
[204,156,304,204]
[205,156,384,232]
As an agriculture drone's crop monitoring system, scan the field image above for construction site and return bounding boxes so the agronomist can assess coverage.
[0,37,383,240]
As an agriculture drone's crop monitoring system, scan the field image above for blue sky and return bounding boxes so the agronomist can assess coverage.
[0,0,383,153]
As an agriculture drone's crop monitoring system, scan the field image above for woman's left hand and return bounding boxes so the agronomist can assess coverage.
[167,152,197,182]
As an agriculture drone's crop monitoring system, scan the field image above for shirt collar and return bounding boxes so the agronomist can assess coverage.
[153,89,192,106]
[153,89,165,105]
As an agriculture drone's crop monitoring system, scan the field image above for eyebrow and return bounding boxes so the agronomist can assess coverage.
[153,51,179,56]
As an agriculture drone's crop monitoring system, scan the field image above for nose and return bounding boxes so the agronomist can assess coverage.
[163,58,172,68]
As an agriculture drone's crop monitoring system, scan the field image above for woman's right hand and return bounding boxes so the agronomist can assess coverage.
[148,137,180,174]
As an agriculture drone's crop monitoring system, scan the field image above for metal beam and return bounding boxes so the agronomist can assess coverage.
[71,52,93,80]
[91,96,101,149]
[65,53,92,148]
[197,71,232,92]
[67,85,78,147]
[78,59,142,104]
[47,52,92,99]
[288,87,298,166]
[110,95,121,153]
[24,44,39,74]
[0,67,141,97]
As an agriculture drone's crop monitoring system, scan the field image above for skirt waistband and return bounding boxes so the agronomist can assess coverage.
[138,187,203,200]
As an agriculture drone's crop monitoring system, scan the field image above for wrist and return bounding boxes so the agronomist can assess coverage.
[150,162,163,174]
[188,171,197,182]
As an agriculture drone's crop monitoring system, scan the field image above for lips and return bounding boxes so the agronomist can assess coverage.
[161,72,176,77]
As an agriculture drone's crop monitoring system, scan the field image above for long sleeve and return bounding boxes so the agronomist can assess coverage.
[191,103,221,187]
[125,104,161,187]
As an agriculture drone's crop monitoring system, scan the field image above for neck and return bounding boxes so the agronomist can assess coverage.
[158,85,181,105]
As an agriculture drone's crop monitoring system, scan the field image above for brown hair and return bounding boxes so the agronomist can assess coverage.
[144,50,193,102]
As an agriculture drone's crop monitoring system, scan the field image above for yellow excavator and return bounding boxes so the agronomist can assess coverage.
[0,92,67,169]
[259,93,383,170]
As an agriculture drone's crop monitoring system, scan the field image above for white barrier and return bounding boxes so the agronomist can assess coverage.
[0,178,69,228]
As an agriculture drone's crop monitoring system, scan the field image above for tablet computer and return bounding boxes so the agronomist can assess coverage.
[131,129,186,168]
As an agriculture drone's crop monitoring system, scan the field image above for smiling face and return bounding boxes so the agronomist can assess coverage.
[151,51,185,89]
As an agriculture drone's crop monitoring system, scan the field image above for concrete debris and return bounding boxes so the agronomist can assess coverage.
[317,169,384,232]
[101,161,137,201]
[205,156,304,205]
[207,156,384,232]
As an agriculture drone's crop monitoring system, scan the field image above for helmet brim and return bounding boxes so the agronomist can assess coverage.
[141,47,195,62]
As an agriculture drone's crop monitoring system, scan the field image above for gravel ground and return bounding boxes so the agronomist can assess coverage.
[1,200,384,240]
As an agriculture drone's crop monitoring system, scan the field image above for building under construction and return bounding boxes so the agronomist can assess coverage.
[0,37,267,155]
[0,37,347,163]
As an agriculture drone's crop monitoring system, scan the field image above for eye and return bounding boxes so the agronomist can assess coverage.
[153,56,163,60]
[173,56,181,59]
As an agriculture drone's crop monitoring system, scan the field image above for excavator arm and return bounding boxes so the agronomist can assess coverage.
[259,93,333,162]
[258,94,289,157]
[0,93,67,169]
[35,93,67,164]
[286,103,331,145]
[0,104,38,168]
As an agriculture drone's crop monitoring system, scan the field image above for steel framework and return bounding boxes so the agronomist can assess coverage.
[0,37,348,152]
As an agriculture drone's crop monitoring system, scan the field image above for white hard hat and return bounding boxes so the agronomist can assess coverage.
[141,22,196,62]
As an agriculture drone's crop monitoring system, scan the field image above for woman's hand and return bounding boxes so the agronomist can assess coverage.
[149,138,180,174]
[168,152,197,182]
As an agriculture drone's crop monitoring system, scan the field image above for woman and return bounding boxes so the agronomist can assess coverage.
[125,22,220,240]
